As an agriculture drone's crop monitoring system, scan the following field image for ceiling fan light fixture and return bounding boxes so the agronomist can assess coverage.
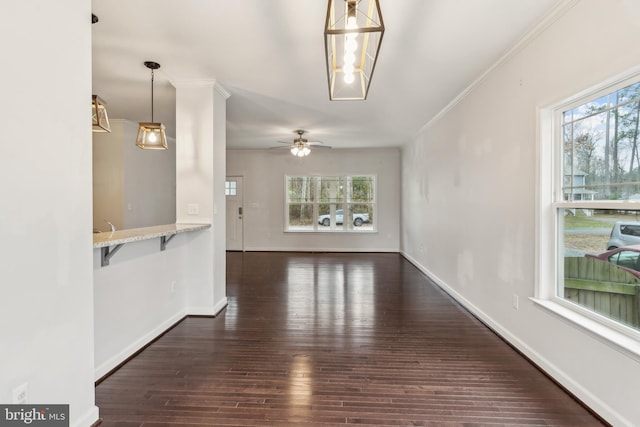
[289,130,313,157]
[290,141,310,157]
[136,61,168,150]
[272,130,328,156]
[324,0,384,100]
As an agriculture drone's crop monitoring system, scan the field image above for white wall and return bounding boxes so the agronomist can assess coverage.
[94,81,229,379]
[93,232,200,378]
[401,1,640,425]
[212,88,228,309]
[93,119,176,231]
[93,121,125,230]
[0,0,99,426]
[175,81,229,315]
[227,148,400,252]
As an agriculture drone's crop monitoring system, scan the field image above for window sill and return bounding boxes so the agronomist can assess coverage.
[284,229,378,234]
[530,297,640,362]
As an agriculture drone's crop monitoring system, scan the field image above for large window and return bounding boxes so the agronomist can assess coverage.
[285,175,376,232]
[539,70,640,352]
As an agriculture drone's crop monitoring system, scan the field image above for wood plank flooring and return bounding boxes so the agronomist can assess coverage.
[95,252,605,426]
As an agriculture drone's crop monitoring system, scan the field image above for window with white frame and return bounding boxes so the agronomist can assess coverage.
[285,175,376,232]
[225,180,237,196]
[540,71,640,344]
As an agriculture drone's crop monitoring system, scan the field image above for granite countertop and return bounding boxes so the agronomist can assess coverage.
[93,223,211,248]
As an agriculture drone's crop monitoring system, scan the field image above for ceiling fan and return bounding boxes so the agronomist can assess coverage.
[271,130,331,157]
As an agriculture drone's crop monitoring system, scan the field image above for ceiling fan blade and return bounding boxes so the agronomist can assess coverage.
[269,145,293,150]
[272,130,327,151]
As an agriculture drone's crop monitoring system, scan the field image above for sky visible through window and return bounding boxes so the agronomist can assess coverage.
[563,81,640,200]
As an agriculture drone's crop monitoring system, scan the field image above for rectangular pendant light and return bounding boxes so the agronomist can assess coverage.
[137,61,168,150]
[135,122,168,150]
[92,94,111,132]
[91,17,111,133]
[324,0,385,101]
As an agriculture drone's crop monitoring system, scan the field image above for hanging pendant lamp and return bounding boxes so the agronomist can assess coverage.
[324,0,385,100]
[91,94,111,132]
[91,14,111,132]
[136,61,168,150]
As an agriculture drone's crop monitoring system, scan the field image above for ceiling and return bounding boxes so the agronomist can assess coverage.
[91,0,560,150]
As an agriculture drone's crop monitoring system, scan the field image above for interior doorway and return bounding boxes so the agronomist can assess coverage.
[225,176,244,251]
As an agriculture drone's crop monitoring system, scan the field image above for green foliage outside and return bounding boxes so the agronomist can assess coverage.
[287,176,375,225]
[564,214,615,229]
[564,210,640,229]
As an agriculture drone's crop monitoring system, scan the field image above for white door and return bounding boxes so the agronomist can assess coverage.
[225,177,243,251]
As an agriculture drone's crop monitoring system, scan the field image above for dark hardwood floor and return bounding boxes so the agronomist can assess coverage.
[96,252,605,426]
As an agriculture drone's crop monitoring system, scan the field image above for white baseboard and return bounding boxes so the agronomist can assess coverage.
[188,297,228,316]
[94,309,187,381]
[95,298,229,381]
[243,246,398,252]
[399,250,626,427]
[72,405,99,427]
[213,297,228,315]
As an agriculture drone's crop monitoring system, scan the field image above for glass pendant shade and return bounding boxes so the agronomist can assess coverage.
[136,122,168,150]
[324,0,384,100]
[92,95,111,132]
[137,61,168,150]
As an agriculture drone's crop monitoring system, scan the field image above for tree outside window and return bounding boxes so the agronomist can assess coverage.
[285,175,376,232]
[553,76,640,335]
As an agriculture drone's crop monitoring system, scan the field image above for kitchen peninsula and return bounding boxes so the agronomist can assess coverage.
[93,223,210,266]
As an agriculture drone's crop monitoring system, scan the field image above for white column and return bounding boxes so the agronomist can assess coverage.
[174,80,230,315]
[0,0,99,425]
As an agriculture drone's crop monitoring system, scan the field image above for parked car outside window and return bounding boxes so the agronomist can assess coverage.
[585,244,640,278]
[606,221,640,249]
[318,209,369,227]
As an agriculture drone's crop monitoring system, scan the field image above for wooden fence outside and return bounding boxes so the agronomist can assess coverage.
[564,257,640,328]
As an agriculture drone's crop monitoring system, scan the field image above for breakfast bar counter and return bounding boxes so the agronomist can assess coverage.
[93,223,211,266]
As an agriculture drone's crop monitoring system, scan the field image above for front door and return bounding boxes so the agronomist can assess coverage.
[225,177,244,251]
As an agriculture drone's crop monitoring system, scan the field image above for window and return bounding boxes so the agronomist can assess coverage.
[609,250,640,269]
[539,70,640,354]
[285,175,376,232]
[225,180,237,196]
[621,224,640,237]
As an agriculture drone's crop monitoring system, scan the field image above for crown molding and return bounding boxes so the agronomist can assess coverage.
[169,78,230,99]
[416,0,579,137]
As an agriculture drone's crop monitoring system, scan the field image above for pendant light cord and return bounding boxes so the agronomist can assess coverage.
[150,69,155,122]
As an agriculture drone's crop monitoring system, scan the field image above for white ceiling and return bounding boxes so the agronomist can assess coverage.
[91,0,559,149]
